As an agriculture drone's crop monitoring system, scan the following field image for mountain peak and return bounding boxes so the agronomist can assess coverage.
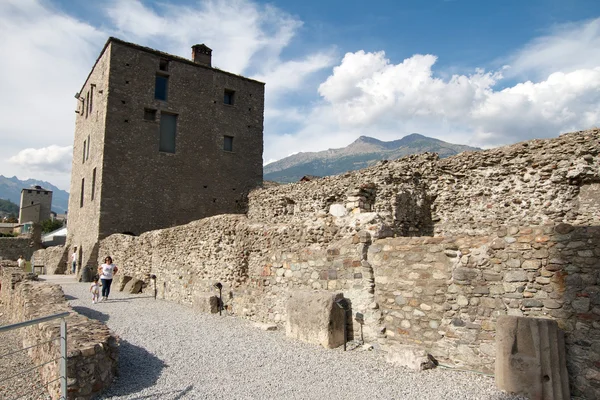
[264,133,481,183]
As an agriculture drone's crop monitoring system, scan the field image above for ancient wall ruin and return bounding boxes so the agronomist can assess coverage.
[94,128,600,398]
[0,263,118,399]
[0,236,40,261]
[32,246,68,275]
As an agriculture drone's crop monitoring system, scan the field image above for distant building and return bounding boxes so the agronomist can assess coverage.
[0,222,17,234]
[19,185,53,224]
[299,175,321,182]
[42,226,67,247]
[67,37,265,270]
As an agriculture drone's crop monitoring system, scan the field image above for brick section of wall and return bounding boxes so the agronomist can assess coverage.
[0,264,119,399]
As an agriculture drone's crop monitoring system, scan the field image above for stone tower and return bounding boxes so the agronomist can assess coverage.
[19,185,53,223]
[67,37,264,270]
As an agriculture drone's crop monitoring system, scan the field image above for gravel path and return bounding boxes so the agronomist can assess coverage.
[59,281,523,400]
[0,310,51,400]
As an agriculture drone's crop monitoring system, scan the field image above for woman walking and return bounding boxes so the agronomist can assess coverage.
[98,256,118,302]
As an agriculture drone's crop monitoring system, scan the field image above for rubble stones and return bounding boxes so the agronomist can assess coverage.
[0,263,118,399]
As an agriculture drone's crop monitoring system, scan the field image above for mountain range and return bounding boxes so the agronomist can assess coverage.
[264,133,481,183]
[0,176,69,214]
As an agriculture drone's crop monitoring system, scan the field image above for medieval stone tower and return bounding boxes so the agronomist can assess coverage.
[67,37,264,270]
[19,185,53,224]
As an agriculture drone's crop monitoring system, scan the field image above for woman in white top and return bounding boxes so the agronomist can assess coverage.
[98,256,118,301]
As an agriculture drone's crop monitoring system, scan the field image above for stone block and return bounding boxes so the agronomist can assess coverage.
[329,204,347,217]
[192,292,220,314]
[385,344,437,371]
[495,316,569,400]
[285,290,346,348]
[123,278,143,294]
[118,275,133,291]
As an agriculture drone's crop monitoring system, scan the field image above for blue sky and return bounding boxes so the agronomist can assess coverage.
[1,0,600,190]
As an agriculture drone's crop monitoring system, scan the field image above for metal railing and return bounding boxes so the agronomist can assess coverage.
[0,312,69,400]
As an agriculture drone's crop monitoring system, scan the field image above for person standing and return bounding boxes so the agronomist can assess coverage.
[71,247,78,274]
[17,255,25,269]
[98,256,118,302]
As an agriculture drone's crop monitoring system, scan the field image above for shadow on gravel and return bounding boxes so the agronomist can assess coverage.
[100,340,167,398]
[72,306,110,323]
[104,295,155,303]
[64,294,76,300]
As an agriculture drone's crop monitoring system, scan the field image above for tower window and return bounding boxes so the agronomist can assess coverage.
[91,168,96,201]
[80,178,85,207]
[224,89,235,105]
[224,136,233,152]
[159,59,169,71]
[155,75,168,101]
[159,113,177,153]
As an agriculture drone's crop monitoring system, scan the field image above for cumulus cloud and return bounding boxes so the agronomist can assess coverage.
[9,145,73,173]
[310,50,600,148]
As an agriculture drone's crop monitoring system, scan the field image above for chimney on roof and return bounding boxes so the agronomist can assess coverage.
[191,44,212,67]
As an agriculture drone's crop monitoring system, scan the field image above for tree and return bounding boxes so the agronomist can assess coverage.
[40,219,64,234]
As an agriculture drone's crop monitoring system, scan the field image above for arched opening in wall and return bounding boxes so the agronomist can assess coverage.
[121,231,137,236]
[393,190,434,236]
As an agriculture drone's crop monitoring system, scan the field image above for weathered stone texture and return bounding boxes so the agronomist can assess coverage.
[496,316,569,400]
[32,245,69,274]
[0,236,40,262]
[0,263,119,399]
[286,290,346,348]
[248,129,600,236]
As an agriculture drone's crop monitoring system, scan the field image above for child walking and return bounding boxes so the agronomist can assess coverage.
[90,277,101,304]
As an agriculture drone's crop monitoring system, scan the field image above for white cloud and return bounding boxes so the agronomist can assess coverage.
[9,145,73,173]
[0,0,105,190]
[506,18,600,80]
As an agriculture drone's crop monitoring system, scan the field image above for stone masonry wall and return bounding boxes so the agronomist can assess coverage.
[370,224,600,399]
[0,236,40,261]
[0,263,119,399]
[32,245,69,274]
[100,214,379,340]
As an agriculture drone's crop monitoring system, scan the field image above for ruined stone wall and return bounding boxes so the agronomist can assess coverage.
[99,214,378,339]
[249,129,600,236]
[97,128,600,398]
[370,224,600,399]
[0,263,119,399]
[0,236,39,261]
[32,245,69,274]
